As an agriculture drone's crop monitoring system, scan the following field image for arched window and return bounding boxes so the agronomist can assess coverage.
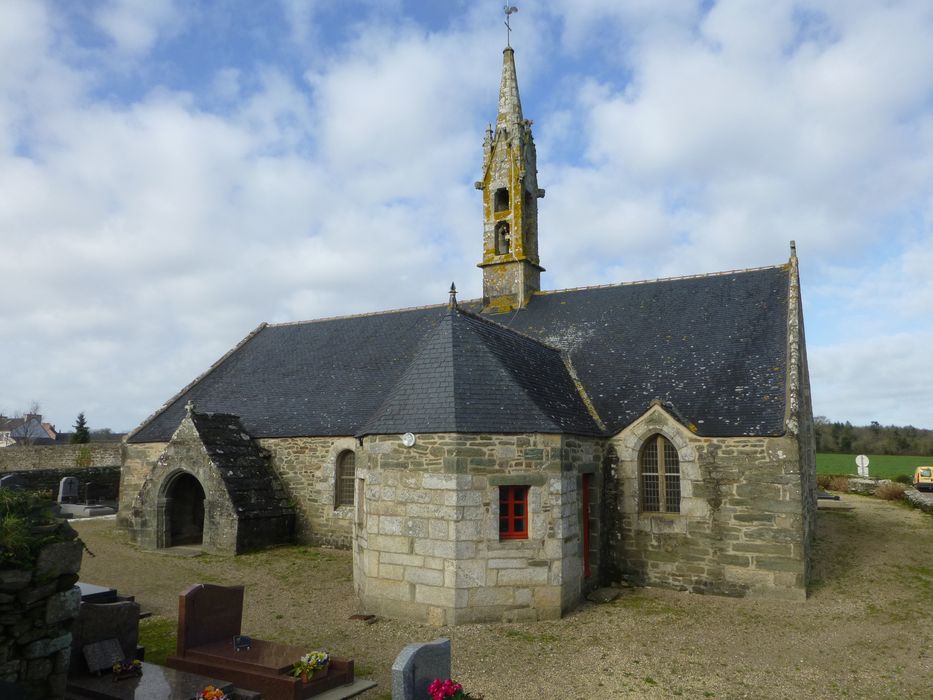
[335,450,355,508]
[640,435,680,513]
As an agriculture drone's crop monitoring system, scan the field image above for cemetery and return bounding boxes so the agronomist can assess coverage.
[2,448,933,697]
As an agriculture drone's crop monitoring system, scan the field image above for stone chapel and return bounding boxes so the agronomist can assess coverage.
[120,45,817,625]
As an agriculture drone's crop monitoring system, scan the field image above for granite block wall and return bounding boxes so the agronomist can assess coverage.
[354,432,600,625]
[611,404,809,600]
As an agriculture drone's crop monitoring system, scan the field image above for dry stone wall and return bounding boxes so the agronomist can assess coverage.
[0,444,122,472]
[0,445,122,503]
[0,531,83,699]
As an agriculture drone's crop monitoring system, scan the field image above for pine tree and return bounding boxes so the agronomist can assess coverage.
[71,412,90,444]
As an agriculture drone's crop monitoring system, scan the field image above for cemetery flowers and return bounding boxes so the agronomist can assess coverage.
[111,658,142,679]
[196,685,228,700]
[428,678,482,699]
[291,650,330,679]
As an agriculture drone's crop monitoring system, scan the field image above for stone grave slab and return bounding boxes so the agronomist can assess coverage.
[66,661,234,700]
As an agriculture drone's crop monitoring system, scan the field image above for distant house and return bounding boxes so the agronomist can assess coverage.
[0,414,58,447]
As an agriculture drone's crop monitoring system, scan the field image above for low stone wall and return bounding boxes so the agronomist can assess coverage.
[904,488,933,514]
[0,532,84,698]
[1,468,121,502]
[0,444,122,472]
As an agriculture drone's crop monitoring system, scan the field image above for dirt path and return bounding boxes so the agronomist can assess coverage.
[74,496,933,699]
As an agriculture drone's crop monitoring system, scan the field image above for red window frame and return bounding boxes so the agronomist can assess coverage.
[499,485,529,540]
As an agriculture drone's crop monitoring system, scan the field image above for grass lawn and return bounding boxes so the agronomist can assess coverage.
[816,452,933,479]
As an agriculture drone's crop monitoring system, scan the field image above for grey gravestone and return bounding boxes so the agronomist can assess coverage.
[0,474,25,490]
[58,476,79,503]
[392,638,451,700]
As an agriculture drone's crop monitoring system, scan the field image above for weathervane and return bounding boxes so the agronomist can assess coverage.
[504,5,518,47]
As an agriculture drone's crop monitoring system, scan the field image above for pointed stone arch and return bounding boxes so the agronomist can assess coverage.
[127,410,294,554]
[159,470,205,547]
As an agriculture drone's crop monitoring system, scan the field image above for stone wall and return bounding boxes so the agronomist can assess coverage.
[120,416,293,554]
[611,403,808,600]
[0,533,83,699]
[0,444,122,472]
[259,436,356,548]
[120,435,352,549]
[117,442,164,531]
[1,468,120,502]
[354,432,601,625]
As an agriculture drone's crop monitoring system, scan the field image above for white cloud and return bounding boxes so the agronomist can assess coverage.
[810,332,933,427]
[93,0,181,54]
[1,1,932,432]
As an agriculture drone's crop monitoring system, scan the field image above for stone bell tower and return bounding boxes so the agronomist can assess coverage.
[475,46,545,313]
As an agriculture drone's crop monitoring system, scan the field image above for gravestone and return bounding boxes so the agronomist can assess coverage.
[391,638,451,700]
[0,473,25,490]
[70,600,141,674]
[58,476,79,504]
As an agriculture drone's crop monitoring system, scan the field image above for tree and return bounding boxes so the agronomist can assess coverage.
[71,413,90,444]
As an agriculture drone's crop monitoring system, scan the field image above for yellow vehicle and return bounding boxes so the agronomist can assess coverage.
[914,466,933,492]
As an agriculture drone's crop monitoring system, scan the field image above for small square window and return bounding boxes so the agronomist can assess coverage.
[499,485,529,540]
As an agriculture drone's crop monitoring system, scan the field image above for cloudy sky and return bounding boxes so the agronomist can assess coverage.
[1,0,931,434]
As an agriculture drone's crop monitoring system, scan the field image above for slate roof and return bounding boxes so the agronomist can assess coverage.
[358,307,600,436]
[491,266,790,436]
[189,411,294,520]
[129,265,790,442]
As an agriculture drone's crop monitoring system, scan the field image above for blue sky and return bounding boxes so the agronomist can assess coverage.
[1,0,932,433]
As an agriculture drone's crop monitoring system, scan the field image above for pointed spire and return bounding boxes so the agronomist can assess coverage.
[497,47,523,131]
[448,282,458,310]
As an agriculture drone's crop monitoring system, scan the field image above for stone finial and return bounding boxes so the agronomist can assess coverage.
[448,283,458,310]
[790,240,797,259]
[185,400,196,417]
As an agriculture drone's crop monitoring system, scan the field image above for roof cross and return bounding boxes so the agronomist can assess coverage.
[504,5,518,48]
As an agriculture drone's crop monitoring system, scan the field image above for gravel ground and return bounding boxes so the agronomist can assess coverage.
[73,496,933,699]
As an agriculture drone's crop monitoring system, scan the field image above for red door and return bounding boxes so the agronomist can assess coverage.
[582,474,591,579]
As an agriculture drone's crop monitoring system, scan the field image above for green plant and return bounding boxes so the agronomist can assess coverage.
[0,489,62,568]
[75,445,93,468]
[0,513,31,564]
[894,474,912,485]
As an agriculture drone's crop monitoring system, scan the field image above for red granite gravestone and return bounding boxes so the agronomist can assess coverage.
[167,583,354,700]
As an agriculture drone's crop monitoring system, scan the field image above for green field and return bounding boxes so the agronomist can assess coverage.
[816,452,933,479]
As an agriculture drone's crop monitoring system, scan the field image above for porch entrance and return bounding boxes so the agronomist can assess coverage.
[166,473,205,546]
